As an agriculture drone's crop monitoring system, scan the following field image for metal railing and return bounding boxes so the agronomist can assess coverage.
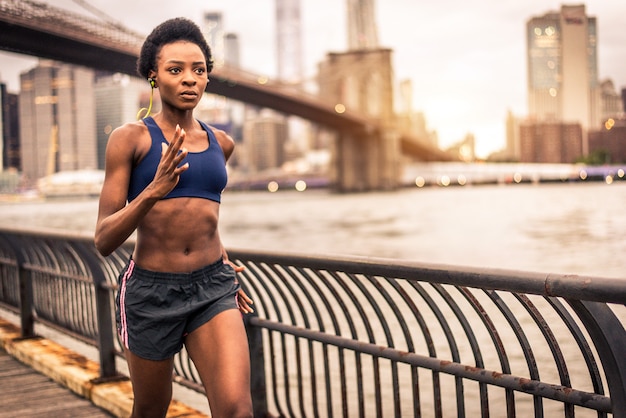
[0,227,624,417]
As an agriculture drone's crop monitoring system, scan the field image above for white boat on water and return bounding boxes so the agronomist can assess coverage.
[37,170,104,198]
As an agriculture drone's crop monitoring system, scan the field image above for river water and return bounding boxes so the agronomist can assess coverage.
[1,180,624,415]
[2,180,624,280]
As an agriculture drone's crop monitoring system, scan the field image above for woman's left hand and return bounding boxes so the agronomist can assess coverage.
[223,256,254,314]
[236,288,254,314]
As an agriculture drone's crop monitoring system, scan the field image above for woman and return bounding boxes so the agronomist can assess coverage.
[95,17,253,418]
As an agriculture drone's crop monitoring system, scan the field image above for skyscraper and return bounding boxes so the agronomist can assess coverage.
[526,5,599,131]
[1,82,20,171]
[94,74,147,170]
[223,33,241,68]
[19,61,97,183]
[276,0,303,84]
[243,109,288,172]
[199,11,236,138]
[203,12,225,69]
[347,0,379,50]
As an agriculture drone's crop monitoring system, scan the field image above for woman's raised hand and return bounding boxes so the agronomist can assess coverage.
[152,124,189,198]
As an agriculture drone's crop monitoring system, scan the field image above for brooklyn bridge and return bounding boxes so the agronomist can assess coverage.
[0,0,456,192]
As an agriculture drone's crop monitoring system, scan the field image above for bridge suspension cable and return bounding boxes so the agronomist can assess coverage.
[70,0,124,29]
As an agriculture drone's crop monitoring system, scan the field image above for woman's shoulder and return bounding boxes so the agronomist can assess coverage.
[112,119,148,136]
[108,120,149,146]
[206,124,235,157]
[104,120,151,163]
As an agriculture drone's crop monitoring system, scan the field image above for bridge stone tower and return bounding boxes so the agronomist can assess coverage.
[317,0,401,192]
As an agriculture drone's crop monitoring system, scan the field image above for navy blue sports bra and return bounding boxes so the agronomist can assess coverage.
[127,116,227,203]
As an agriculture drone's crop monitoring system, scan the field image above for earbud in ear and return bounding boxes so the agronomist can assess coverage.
[138,79,156,119]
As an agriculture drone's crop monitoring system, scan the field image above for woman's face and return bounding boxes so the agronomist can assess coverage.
[152,40,208,111]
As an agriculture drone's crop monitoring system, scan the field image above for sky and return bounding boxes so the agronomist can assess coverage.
[1,0,626,158]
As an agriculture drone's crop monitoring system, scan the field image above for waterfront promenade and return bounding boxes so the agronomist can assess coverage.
[0,348,113,417]
[0,317,209,418]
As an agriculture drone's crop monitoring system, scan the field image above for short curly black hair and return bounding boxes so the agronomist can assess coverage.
[137,17,213,79]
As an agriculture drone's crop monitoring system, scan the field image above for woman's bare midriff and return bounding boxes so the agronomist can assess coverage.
[132,197,222,273]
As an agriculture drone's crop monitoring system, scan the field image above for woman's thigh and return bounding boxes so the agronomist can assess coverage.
[184,309,252,416]
[125,348,175,416]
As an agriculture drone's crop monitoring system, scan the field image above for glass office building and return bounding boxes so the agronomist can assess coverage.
[526,5,599,131]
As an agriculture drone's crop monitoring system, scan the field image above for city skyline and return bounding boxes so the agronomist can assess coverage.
[1,0,626,158]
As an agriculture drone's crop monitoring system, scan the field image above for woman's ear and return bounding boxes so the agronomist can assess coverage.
[148,71,157,88]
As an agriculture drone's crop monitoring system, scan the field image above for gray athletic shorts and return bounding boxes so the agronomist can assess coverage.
[115,257,240,361]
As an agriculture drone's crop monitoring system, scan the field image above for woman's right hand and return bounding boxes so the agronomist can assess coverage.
[150,124,189,198]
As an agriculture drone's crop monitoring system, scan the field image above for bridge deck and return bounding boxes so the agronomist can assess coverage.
[0,348,113,417]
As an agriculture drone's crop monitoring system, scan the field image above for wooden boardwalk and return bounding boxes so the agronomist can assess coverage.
[0,349,113,418]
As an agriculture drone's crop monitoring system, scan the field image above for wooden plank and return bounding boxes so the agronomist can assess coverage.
[0,349,112,417]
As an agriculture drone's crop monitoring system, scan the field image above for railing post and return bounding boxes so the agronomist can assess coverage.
[7,233,36,339]
[245,313,268,417]
[17,255,35,338]
[74,243,118,379]
[93,278,117,379]
[569,300,626,417]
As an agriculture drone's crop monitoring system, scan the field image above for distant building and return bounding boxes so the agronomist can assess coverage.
[1,82,20,171]
[519,121,583,163]
[19,61,97,184]
[200,11,243,149]
[220,31,245,148]
[243,110,288,172]
[347,0,379,50]
[223,33,241,68]
[203,12,225,69]
[599,79,623,123]
[396,79,438,147]
[94,74,148,169]
[275,0,303,84]
[526,5,599,135]
[446,133,476,162]
[500,110,521,162]
[588,118,626,163]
